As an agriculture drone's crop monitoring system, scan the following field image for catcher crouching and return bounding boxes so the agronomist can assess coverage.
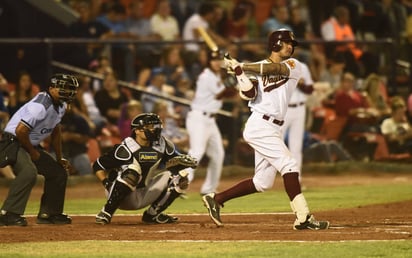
[94,113,197,225]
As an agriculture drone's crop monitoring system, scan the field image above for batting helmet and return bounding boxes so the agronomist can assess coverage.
[207,50,224,63]
[268,29,298,53]
[50,73,79,103]
[131,113,163,142]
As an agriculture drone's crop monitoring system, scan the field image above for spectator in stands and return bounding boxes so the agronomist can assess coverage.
[334,72,379,132]
[95,2,137,81]
[223,2,265,60]
[68,1,111,67]
[60,106,93,176]
[170,0,200,33]
[240,0,260,39]
[126,0,158,40]
[182,2,228,55]
[261,4,292,37]
[150,0,180,41]
[95,2,131,40]
[94,72,128,133]
[321,5,378,77]
[8,71,40,116]
[380,0,407,42]
[124,0,160,81]
[289,2,324,72]
[90,55,113,92]
[118,99,143,139]
[153,100,189,153]
[140,71,174,114]
[321,5,362,76]
[156,46,189,89]
[362,73,391,121]
[380,96,412,155]
[75,75,107,136]
[359,0,388,39]
[319,52,346,92]
[333,72,389,161]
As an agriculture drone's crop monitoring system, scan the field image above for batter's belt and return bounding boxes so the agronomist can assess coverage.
[262,115,284,126]
[288,101,305,108]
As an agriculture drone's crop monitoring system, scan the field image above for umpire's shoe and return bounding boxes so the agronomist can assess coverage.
[0,211,28,226]
[293,214,329,230]
[36,213,72,224]
[142,211,178,224]
[95,210,112,225]
[202,193,223,227]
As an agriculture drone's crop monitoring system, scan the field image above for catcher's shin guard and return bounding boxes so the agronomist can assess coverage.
[147,187,181,215]
[104,180,132,215]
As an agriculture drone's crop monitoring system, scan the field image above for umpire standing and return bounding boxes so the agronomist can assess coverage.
[0,73,79,226]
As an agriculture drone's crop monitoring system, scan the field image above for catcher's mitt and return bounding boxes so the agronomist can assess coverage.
[166,154,197,174]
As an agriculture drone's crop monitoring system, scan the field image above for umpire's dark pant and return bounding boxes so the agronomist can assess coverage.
[1,147,68,215]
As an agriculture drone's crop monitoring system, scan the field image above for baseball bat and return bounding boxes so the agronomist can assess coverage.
[197,27,219,52]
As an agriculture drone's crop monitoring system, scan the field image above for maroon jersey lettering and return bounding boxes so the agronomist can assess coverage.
[262,75,289,92]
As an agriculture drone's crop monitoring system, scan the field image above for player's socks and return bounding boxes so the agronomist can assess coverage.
[215,178,257,206]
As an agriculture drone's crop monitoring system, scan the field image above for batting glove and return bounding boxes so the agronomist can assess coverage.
[223,53,243,73]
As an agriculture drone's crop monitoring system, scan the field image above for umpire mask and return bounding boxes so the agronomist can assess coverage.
[50,73,79,104]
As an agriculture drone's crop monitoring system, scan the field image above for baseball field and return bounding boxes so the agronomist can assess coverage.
[0,162,411,257]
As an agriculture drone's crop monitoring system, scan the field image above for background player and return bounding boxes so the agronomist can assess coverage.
[94,113,197,225]
[185,50,236,195]
[0,74,78,226]
[283,62,314,180]
[202,29,329,230]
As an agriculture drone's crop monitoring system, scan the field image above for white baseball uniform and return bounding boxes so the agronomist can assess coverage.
[283,62,313,174]
[243,58,303,192]
[182,13,208,53]
[186,67,225,194]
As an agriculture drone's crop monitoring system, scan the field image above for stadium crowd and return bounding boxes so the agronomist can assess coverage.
[1,0,412,178]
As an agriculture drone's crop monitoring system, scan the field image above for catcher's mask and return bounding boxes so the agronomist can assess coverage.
[131,113,163,143]
[268,29,298,54]
[50,73,79,104]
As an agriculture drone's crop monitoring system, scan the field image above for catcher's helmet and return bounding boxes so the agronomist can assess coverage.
[131,113,163,142]
[50,73,79,103]
[268,29,298,53]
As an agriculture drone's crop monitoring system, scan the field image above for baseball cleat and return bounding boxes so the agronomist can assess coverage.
[142,211,178,224]
[36,213,72,224]
[0,212,28,227]
[293,214,329,230]
[202,193,223,227]
[95,210,111,225]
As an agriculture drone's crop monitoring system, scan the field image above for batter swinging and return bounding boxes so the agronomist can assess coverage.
[202,29,329,230]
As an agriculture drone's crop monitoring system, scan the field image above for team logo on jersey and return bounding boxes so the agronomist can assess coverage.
[139,152,158,162]
[262,75,289,92]
[285,60,295,69]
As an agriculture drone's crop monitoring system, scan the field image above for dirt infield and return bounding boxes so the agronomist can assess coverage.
[1,171,412,243]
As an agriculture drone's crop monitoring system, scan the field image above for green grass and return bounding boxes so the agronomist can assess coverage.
[1,178,412,257]
[0,241,411,258]
[21,183,412,215]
